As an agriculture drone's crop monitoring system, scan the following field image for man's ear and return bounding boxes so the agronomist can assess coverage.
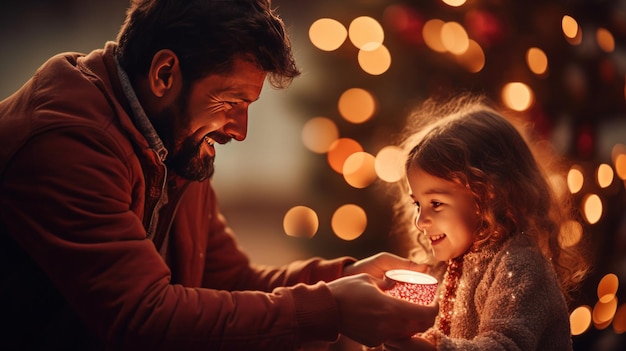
[148,49,181,98]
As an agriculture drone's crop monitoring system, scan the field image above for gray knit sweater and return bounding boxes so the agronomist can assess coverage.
[422,234,573,350]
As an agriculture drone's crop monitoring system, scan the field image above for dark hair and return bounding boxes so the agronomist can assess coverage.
[395,94,589,299]
[116,0,300,88]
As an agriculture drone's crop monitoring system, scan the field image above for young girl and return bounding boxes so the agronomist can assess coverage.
[384,95,589,350]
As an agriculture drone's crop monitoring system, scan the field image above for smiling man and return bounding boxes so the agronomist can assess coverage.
[0,1,437,350]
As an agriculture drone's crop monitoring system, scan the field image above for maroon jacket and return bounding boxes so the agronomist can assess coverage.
[0,42,354,350]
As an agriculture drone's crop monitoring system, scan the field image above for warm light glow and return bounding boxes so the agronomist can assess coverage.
[301,117,339,154]
[327,138,364,174]
[596,28,615,53]
[423,19,446,53]
[549,174,569,200]
[501,82,534,111]
[283,206,319,238]
[598,273,619,303]
[615,153,626,180]
[338,88,377,124]
[456,39,485,73]
[348,16,384,50]
[358,44,392,75]
[442,0,466,6]
[596,163,614,188]
[562,15,582,45]
[593,296,618,327]
[614,304,626,334]
[567,166,584,194]
[582,194,603,224]
[375,145,405,183]
[309,18,348,51]
[570,305,592,335]
[440,21,469,55]
[562,15,579,39]
[526,47,548,75]
[343,152,377,188]
[331,204,367,240]
[558,220,583,248]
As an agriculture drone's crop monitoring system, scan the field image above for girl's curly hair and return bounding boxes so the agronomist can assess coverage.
[392,94,589,301]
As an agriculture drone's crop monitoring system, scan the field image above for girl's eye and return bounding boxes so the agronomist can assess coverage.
[432,201,443,209]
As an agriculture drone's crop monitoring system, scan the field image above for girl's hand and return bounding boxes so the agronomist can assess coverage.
[383,336,436,351]
[343,252,429,279]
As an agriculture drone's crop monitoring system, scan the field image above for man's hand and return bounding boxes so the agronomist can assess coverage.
[383,336,436,351]
[327,273,438,347]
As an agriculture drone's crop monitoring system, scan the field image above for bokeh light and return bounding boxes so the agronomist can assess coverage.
[596,163,614,188]
[375,145,406,183]
[567,166,585,194]
[614,304,626,333]
[283,206,319,238]
[343,152,377,188]
[338,88,377,124]
[423,19,447,53]
[441,21,469,55]
[456,39,485,73]
[562,15,579,39]
[309,18,348,51]
[593,296,618,328]
[442,0,466,7]
[358,44,392,75]
[598,273,619,303]
[562,15,582,45]
[301,117,340,154]
[331,204,367,241]
[526,47,548,76]
[570,305,593,336]
[596,28,615,53]
[582,194,603,225]
[613,148,626,180]
[382,4,424,45]
[348,16,384,50]
[549,173,569,200]
[501,82,534,111]
[558,220,583,248]
[327,138,364,174]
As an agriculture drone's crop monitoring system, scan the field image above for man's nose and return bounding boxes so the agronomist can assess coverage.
[226,110,248,141]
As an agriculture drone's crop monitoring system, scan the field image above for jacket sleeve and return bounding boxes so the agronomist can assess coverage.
[0,127,341,350]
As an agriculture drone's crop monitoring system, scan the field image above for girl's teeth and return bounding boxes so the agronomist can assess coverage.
[430,234,446,241]
[205,137,215,146]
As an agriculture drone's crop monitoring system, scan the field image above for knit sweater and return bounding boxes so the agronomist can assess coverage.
[422,234,572,350]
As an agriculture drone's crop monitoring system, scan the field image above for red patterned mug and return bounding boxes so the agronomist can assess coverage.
[384,269,438,305]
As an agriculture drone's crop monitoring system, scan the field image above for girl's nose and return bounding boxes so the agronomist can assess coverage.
[414,209,430,232]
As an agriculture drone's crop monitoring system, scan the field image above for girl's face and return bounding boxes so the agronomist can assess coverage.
[407,167,481,261]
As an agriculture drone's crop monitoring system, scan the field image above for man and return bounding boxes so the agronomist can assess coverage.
[0,0,437,349]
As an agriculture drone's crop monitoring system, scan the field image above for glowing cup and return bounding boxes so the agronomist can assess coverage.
[384,269,438,305]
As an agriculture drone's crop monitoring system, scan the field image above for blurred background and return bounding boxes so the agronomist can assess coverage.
[1,0,625,350]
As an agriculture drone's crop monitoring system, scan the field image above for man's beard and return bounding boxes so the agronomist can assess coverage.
[154,90,216,182]
[166,136,215,182]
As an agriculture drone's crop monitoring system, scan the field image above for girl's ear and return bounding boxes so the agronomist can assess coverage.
[148,49,182,98]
